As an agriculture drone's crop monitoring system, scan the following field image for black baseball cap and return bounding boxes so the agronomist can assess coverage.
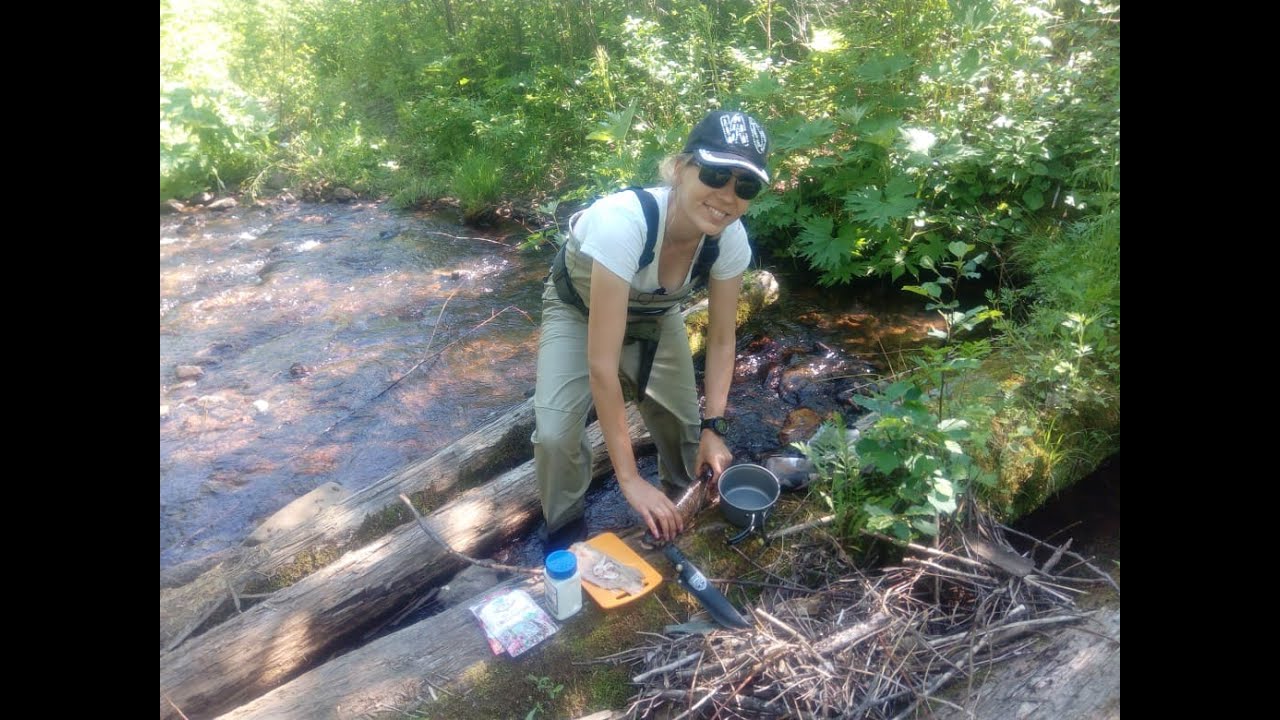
[682,110,770,183]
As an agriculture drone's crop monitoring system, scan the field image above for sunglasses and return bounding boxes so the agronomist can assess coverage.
[695,163,764,201]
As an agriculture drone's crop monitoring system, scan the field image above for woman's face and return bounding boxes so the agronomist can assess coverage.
[672,160,751,238]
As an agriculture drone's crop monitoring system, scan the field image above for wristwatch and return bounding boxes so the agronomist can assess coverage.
[700,416,729,437]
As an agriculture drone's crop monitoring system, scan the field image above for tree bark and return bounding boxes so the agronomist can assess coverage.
[214,578,545,720]
[932,606,1120,720]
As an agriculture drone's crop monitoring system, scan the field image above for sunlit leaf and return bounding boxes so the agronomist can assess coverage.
[844,175,919,229]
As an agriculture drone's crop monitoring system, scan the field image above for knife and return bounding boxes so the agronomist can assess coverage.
[661,543,752,629]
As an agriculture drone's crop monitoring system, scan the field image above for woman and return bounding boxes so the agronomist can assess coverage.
[535,110,769,544]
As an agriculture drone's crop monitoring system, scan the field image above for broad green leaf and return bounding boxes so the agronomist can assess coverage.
[926,488,955,515]
[745,191,782,218]
[867,449,902,473]
[857,115,903,148]
[937,418,970,432]
[796,216,858,272]
[944,439,964,455]
[856,54,913,84]
[774,118,837,152]
[911,518,938,536]
[948,241,972,259]
[866,514,895,531]
[903,284,940,299]
[837,104,869,128]
[1023,188,1045,210]
[844,175,919,230]
[891,520,912,540]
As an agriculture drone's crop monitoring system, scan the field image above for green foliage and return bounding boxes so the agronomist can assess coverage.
[523,674,565,720]
[452,149,504,222]
[802,240,1004,542]
[160,83,274,201]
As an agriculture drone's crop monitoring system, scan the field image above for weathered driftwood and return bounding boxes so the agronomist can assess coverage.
[159,405,647,720]
[214,577,545,720]
[159,270,780,654]
[932,607,1120,720]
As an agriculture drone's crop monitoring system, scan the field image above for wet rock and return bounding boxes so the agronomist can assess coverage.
[207,197,239,211]
[175,365,205,381]
[333,187,357,203]
[193,191,215,205]
[289,362,313,378]
[780,408,823,445]
[161,199,186,215]
[779,363,818,398]
[176,216,202,236]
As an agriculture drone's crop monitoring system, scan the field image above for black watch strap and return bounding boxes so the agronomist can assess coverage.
[700,416,729,436]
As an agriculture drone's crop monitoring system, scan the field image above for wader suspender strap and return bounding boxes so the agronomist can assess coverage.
[549,187,720,398]
[551,187,658,316]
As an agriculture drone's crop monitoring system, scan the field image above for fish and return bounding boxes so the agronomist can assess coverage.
[569,542,646,595]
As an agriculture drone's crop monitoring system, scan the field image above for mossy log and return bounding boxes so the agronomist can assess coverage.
[213,578,546,720]
[159,272,781,720]
[159,270,779,655]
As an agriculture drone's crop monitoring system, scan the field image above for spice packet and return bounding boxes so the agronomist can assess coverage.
[468,587,559,657]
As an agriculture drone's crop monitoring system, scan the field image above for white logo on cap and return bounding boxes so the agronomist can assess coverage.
[719,113,750,147]
[749,117,767,155]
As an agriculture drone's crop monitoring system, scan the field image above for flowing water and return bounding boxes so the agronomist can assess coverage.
[160,201,547,571]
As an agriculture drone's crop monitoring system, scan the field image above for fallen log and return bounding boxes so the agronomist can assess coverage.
[214,577,545,720]
[159,270,780,654]
[159,405,647,720]
[932,606,1120,720]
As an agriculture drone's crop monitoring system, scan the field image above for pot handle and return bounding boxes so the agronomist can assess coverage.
[727,512,758,546]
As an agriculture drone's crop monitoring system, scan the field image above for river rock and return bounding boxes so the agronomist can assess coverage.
[175,365,205,381]
[779,408,822,445]
[208,197,239,211]
[333,187,357,203]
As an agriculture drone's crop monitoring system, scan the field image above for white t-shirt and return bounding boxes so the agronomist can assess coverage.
[572,186,751,293]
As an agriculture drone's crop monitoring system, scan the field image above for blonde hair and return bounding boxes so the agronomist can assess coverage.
[659,152,695,186]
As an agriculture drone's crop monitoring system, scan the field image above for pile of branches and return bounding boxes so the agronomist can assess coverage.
[595,514,1118,719]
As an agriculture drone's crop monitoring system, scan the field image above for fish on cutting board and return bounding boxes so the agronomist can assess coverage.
[570,542,646,595]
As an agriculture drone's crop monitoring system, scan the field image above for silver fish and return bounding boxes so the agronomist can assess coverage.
[569,542,646,595]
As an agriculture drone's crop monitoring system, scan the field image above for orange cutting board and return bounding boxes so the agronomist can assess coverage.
[579,532,663,609]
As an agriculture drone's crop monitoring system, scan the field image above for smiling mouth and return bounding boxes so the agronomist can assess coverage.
[704,204,730,221]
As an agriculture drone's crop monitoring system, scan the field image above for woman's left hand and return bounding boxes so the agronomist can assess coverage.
[695,431,733,487]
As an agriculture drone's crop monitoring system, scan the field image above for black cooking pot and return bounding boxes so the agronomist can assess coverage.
[718,464,781,545]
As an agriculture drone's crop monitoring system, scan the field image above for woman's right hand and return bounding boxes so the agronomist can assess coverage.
[619,475,683,541]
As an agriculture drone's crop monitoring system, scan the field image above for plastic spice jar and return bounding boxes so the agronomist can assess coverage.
[544,550,582,620]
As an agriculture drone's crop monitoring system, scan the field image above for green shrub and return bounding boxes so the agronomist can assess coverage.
[452,150,503,223]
